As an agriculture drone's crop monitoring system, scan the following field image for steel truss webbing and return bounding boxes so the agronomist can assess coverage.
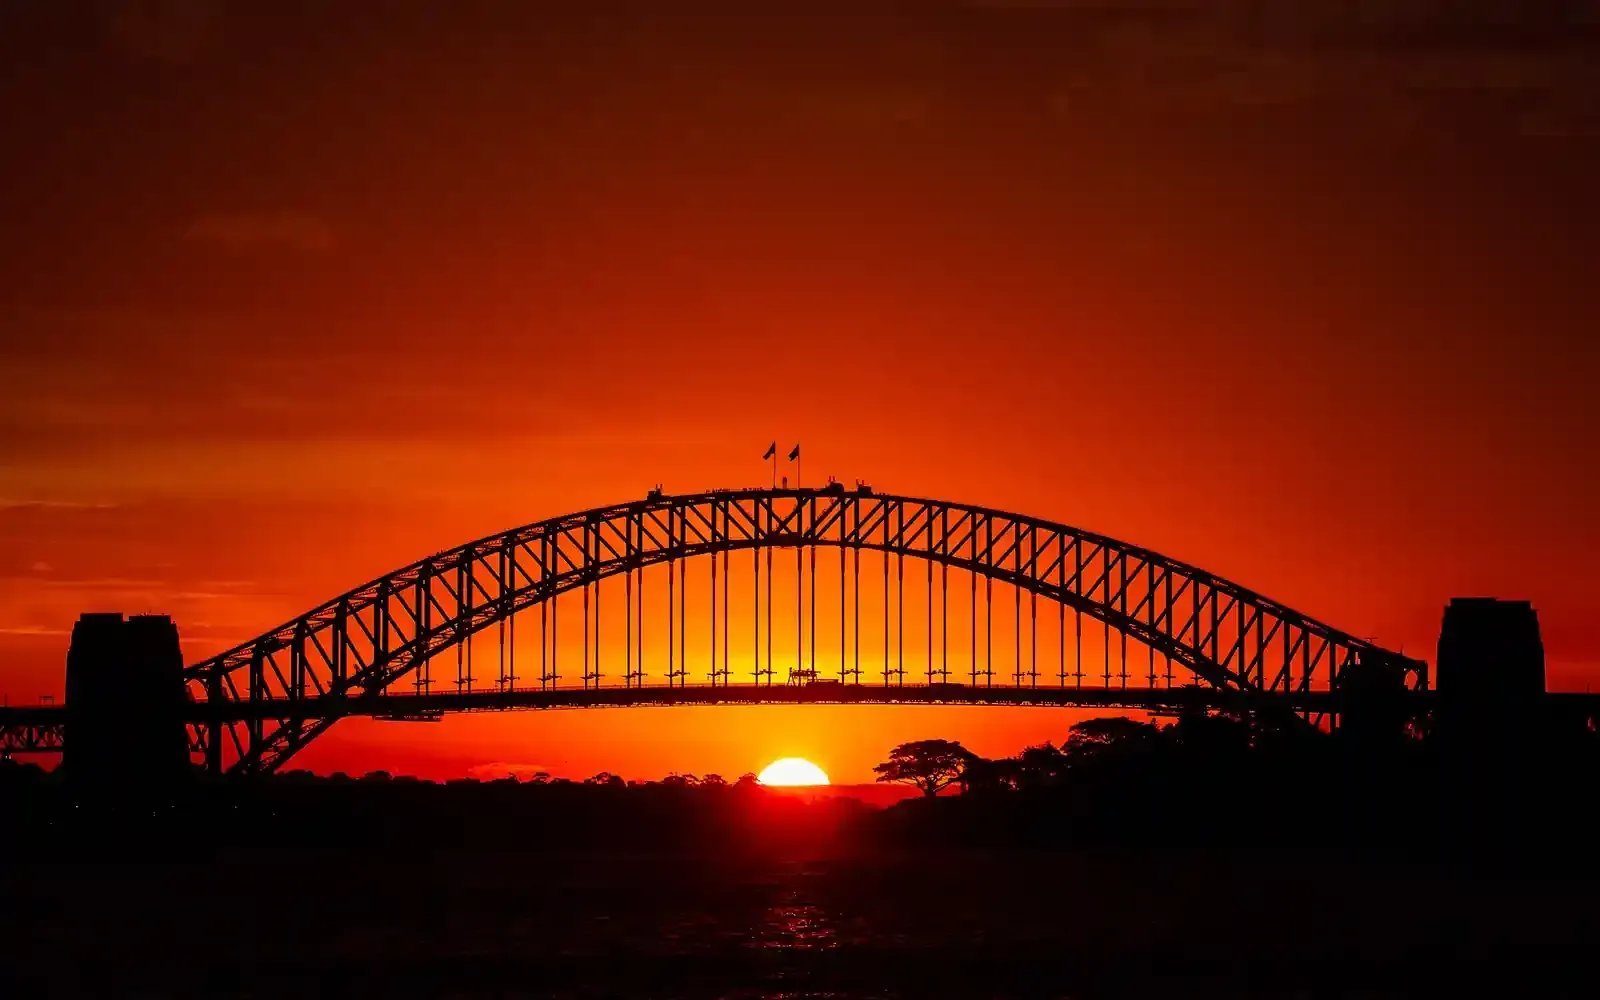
[182,490,1426,774]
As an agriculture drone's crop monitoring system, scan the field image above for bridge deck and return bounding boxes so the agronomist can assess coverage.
[8,687,1599,757]
[6,682,1353,738]
[326,682,1342,719]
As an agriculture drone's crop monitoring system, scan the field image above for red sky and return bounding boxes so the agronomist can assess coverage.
[2,2,1597,782]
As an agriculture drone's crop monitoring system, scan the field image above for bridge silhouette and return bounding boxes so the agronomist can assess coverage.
[0,486,1459,776]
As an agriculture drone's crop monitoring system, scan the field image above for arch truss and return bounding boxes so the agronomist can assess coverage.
[184,487,1427,775]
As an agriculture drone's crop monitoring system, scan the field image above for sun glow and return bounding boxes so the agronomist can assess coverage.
[757,757,830,786]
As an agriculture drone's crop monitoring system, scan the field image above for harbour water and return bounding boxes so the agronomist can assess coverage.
[4,846,1591,997]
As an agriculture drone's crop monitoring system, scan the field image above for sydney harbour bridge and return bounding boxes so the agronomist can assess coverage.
[0,484,1563,780]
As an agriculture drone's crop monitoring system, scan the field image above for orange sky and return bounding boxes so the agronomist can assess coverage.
[1,3,1597,782]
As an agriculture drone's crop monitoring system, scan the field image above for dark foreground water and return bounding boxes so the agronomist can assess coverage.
[4,847,1594,997]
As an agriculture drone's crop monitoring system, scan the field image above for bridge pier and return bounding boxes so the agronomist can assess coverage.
[63,613,190,791]
[1434,598,1546,844]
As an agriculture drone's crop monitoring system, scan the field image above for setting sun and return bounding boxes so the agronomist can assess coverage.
[757,758,830,786]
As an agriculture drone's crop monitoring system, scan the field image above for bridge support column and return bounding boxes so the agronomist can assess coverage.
[1435,598,1546,845]
[63,613,190,791]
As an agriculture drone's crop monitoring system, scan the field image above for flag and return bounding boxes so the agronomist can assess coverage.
[762,442,776,460]
[788,444,800,461]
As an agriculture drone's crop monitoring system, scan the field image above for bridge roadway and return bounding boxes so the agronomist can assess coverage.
[8,683,1600,757]
[271,681,1345,721]
[0,680,1385,757]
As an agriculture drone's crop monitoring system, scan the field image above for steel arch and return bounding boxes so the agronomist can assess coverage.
[184,487,1427,774]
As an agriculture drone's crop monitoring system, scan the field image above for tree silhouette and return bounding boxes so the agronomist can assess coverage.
[1015,742,1069,788]
[1064,717,1163,762]
[1168,710,1252,758]
[958,754,1021,793]
[874,739,976,797]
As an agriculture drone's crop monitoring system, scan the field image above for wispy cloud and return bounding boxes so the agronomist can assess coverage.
[1029,1,1600,137]
[0,626,70,637]
[41,577,168,591]
[0,499,119,511]
[184,212,334,253]
[105,0,220,65]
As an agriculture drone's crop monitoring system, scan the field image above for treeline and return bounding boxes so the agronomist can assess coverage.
[871,712,1600,852]
[5,709,1597,856]
[0,759,877,856]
